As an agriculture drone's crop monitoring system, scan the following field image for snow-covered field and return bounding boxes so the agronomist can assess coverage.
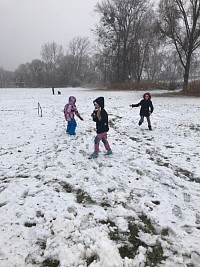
[0,87,200,267]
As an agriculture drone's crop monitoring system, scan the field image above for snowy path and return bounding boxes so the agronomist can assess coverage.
[0,88,200,267]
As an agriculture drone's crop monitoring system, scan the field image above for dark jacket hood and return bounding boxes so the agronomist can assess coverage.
[93,97,104,109]
[143,92,151,100]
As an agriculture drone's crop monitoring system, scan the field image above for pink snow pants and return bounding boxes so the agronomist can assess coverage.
[94,132,111,153]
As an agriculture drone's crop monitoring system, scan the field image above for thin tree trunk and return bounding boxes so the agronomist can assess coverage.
[183,53,192,91]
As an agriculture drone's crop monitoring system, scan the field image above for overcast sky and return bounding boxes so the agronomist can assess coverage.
[0,0,100,71]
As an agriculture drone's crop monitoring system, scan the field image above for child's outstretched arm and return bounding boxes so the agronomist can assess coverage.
[129,101,141,108]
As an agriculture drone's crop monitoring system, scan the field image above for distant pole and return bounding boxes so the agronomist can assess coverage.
[38,102,42,117]
[52,87,55,95]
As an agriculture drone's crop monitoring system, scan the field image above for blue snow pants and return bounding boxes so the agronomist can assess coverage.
[66,120,77,135]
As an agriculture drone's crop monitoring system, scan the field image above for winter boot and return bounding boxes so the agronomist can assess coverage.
[138,121,142,126]
[105,150,112,156]
[148,125,152,131]
[89,152,99,159]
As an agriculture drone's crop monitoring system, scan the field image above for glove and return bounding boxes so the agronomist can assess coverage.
[91,111,96,117]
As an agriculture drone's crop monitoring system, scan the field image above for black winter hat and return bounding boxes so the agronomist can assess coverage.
[93,97,104,108]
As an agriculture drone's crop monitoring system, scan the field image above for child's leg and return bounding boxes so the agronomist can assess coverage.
[146,116,152,129]
[66,121,70,133]
[139,116,144,125]
[68,120,77,135]
[102,133,111,151]
[94,134,101,152]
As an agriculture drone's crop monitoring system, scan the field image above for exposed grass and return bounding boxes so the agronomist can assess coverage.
[118,245,136,259]
[109,116,123,132]
[154,81,200,97]
[100,202,112,208]
[127,218,167,265]
[36,239,47,254]
[60,181,73,193]
[109,119,116,129]
[99,220,121,242]
[139,214,157,235]
[130,136,142,142]
[99,218,147,258]
[189,124,200,132]
[76,189,96,204]
[107,81,169,91]
[42,258,60,267]
[24,222,36,227]
[86,254,99,266]
[96,80,200,97]
[118,219,147,259]
[99,219,116,227]
[109,226,121,242]
[98,216,167,265]
[146,243,167,267]
[174,167,199,183]
[161,228,169,236]
[186,264,195,267]
[183,81,200,96]
[58,181,96,205]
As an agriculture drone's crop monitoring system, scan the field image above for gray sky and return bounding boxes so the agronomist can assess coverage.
[0,0,100,71]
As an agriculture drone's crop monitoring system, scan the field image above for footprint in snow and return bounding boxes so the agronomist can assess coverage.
[183,192,191,203]
[172,205,182,218]
[195,213,200,224]
[181,225,193,234]
[57,161,65,168]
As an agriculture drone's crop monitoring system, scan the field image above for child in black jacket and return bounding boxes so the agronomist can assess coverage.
[130,92,154,130]
[90,97,112,158]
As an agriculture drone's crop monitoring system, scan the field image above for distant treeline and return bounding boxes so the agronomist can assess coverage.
[1,0,200,93]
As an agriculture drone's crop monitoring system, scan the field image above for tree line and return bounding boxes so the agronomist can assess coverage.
[0,37,97,88]
[1,0,200,91]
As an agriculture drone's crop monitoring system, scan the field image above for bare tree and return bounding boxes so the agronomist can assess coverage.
[129,10,157,82]
[68,36,91,81]
[0,68,6,88]
[94,0,155,83]
[157,0,200,90]
[14,63,30,87]
[29,60,45,87]
[41,41,64,85]
[143,46,164,81]
[41,41,64,66]
[156,48,183,85]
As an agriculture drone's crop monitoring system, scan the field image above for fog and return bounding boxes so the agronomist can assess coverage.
[0,0,99,71]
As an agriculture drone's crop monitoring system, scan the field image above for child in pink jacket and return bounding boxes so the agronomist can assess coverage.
[64,96,83,135]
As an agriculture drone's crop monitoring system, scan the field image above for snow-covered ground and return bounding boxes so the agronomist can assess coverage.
[0,87,200,267]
